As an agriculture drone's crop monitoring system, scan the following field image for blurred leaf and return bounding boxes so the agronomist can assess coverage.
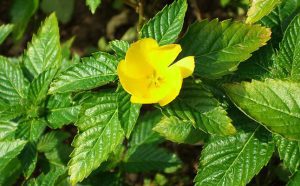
[179,19,271,79]
[24,13,62,78]
[0,158,22,186]
[0,24,14,45]
[246,0,281,24]
[0,140,27,172]
[86,0,101,14]
[288,171,300,186]
[274,135,300,173]
[41,0,74,23]
[272,14,300,80]
[123,144,181,172]
[46,93,81,128]
[154,116,207,144]
[195,125,274,186]
[224,79,300,140]
[141,0,187,45]
[0,56,27,105]
[10,0,39,40]
[49,52,118,93]
[117,87,141,138]
[68,92,124,184]
[164,79,235,136]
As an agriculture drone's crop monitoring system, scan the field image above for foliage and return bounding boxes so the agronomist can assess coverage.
[1,0,300,185]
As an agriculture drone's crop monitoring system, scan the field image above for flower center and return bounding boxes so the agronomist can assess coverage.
[147,70,163,88]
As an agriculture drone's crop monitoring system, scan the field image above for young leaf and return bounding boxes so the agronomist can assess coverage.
[273,14,300,80]
[68,92,124,184]
[110,40,129,59]
[224,79,300,140]
[46,93,81,129]
[24,13,61,78]
[49,52,118,93]
[0,140,27,172]
[153,116,208,144]
[163,79,236,136]
[140,0,187,45]
[274,135,300,173]
[0,24,14,45]
[86,0,101,14]
[179,19,271,79]
[26,166,66,186]
[37,131,70,153]
[117,87,141,138]
[28,69,57,106]
[123,144,181,172]
[246,0,281,24]
[195,125,274,186]
[0,56,27,105]
[10,0,39,40]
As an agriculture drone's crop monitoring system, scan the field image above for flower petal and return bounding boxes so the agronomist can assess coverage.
[158,67,183,106]
[152,44,182,69]
[130,95,159,104]
[171,56,195,78]
[117,60,149,97]
[124,38,158,78]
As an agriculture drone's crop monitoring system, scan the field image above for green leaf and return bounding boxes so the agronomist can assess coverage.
[164,79,235,136]
[37,131,70,153]
[288,171,300,186]
[153,116,208,144]
[0,121,18,141]
[10,0,39,40]
[16,119,47,178]
[86,0,101,14]
[179,19,271,79]
[234,44,275,80]
[28,69,57,105]
[41,0,74,24]
[195,125,274,186]
[130,111,163,147]
[110,40,129,59]
[274,135,300,173]
[117,87,141,138]
[26,166,66,186]
[68,92,124,184]
[0,158,22,186]
[0,24,14,45]
[46,93,81,128]
[224,79,300,140]
[140,0,187,45]
[123,144,181,172]
[24,13,62,78]
[246,0,282,24]
[273,14,300,80]
[0,56,27,105]
[0,140,26,172]
[260,0,300,31]
[49,52,118,93]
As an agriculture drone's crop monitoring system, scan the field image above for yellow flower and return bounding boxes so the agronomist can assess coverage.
[117,38,195,106]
